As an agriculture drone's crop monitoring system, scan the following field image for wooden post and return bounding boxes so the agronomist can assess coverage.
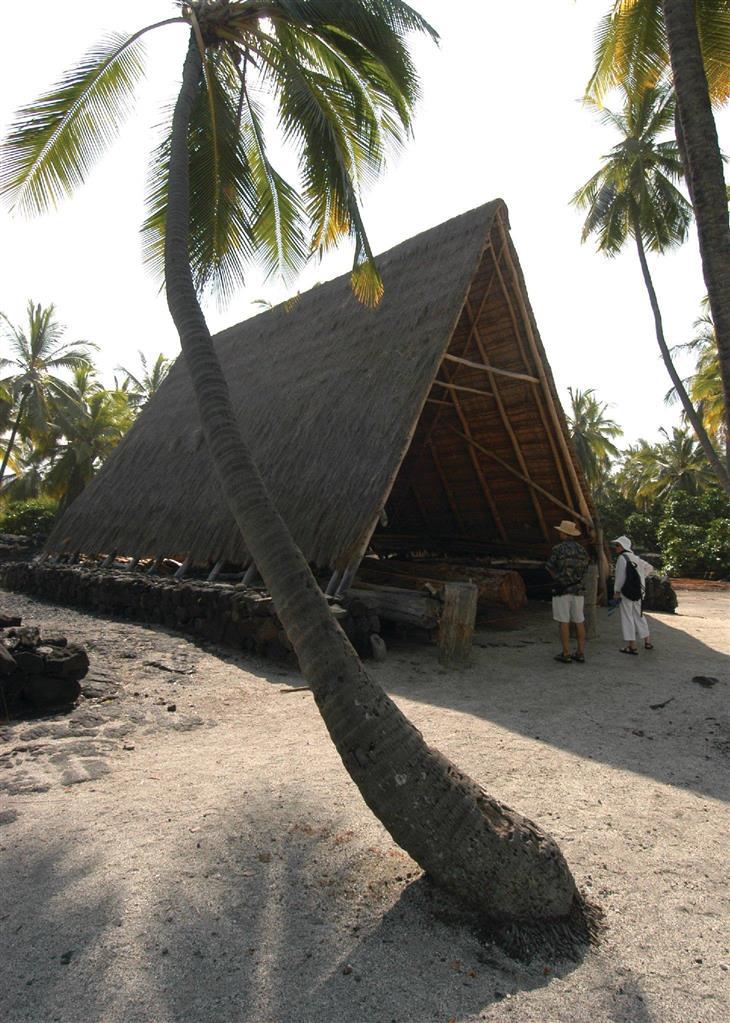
[242,562,259,587]
[335,560,361,599]
[174,555,192,580]
[325,570,341,596]
[101,551,117,569]
[596,525,609,606]
[584,562,599,640]
[146,556,162,576]
[126,556,140,572]
[207,558,224,582]
[438,582,478,667]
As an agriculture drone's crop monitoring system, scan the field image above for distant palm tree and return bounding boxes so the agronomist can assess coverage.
[566,387,622,495]
[43,367,134,511]
[116,351,173,409]
[0,301,96,483]
[572,84,730,496]
[677,311,724,445]
[619,426,712,506]
[586,1,730,450]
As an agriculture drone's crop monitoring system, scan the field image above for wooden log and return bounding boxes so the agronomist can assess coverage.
[584,562,599,640]
[360,560,526,611]
[348,585,441,630]
[438,582,478,667]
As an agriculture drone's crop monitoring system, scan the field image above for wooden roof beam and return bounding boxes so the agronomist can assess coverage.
[446,424,593,528]
[443,352,539,385]
[431,380,494,400]
[462,298,552,544]
[436,360,509,543]
[494,212,595,529]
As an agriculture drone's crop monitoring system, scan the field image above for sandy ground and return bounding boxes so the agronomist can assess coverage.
[1,585,728,1023]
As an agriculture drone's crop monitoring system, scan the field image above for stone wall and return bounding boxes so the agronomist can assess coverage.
[0,562,380,661]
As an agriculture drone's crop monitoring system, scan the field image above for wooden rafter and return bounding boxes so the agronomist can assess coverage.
[486,230,576,511]
[463,297,552,543]
[431,379,495,400]
[436,358,508,542]
[443,352,539,384]
[445,424,593,527]
[494,213,594,528]
[429,440,467,535]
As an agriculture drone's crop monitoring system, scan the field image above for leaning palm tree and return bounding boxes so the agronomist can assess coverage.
[0,301,96,484]
[0,1,585,931]
[572,84,730,496]
[116,351,173,409]
[586,0,730,471]
[566,387,622,496]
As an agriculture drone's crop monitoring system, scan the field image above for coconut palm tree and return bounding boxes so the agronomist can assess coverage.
[0,301,96,484]
[572,84,730,496]
[0,2,583,929]
[116,351,173,409]
[619,426,713,505]
[566,387,622,496]
[586,0,730,470]
[42,367,134,511]
[667,304,725,446]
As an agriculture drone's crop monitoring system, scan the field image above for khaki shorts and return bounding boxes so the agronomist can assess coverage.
[552,594,585,624]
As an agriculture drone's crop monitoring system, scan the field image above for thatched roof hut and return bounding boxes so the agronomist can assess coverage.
[46,199,597,572]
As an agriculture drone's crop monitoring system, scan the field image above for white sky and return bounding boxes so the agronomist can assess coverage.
[1,0,726,446]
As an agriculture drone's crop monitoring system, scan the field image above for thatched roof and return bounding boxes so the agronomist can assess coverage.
[47,199,597,569]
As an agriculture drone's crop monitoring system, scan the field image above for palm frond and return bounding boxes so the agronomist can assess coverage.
[0,31,150,215]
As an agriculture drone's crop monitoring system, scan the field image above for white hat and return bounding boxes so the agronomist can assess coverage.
[555,520,581,537]
[612,535,632,551]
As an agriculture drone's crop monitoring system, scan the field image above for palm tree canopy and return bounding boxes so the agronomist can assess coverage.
[572,85,692,255]
[669,307,725,442]
[566,386,623,492]
[0,0,438,307]
[618,425,713,505]
[0,300,97,437]
[587,0,730,106]
[116,351,173,408]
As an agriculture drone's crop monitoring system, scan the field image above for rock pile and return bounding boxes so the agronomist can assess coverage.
[1,619,89,715]
[0,562,381,662]
[643,574,678,613]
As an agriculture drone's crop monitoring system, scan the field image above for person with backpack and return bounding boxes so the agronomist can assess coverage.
[611,535,655,655]
[546,520,590,663]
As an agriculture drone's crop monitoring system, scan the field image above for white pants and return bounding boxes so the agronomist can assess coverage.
[620,597,650,642]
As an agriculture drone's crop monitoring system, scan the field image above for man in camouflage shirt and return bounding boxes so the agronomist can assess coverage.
[546,520,590,663]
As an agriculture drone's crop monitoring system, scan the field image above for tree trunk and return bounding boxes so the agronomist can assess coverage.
[632,213,730,496]
[0,392,26,486]
[662,0,730,468]
[163,34,580,924]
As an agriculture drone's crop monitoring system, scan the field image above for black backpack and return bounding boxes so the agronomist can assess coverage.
[621,554,643,601]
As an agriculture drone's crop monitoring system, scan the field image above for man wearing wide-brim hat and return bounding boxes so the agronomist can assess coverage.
[546,520,590,663]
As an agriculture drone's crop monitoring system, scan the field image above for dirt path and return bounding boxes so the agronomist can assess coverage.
[1,588,728,1023]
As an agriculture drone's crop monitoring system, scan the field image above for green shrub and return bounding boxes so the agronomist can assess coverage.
[624,510,660,551]
[659,517,730,578]
[0,497,59,536]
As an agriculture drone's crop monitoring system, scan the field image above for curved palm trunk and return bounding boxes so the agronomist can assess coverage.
[662,0,730,468]
[164,36,581,925]
[0,392,27,485]
[632,213,730,495]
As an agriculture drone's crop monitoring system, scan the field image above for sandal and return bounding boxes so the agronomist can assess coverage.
[620,647,638,655]
[554,653,572,663]
[571,652,585,663]
[644,642,654,650]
